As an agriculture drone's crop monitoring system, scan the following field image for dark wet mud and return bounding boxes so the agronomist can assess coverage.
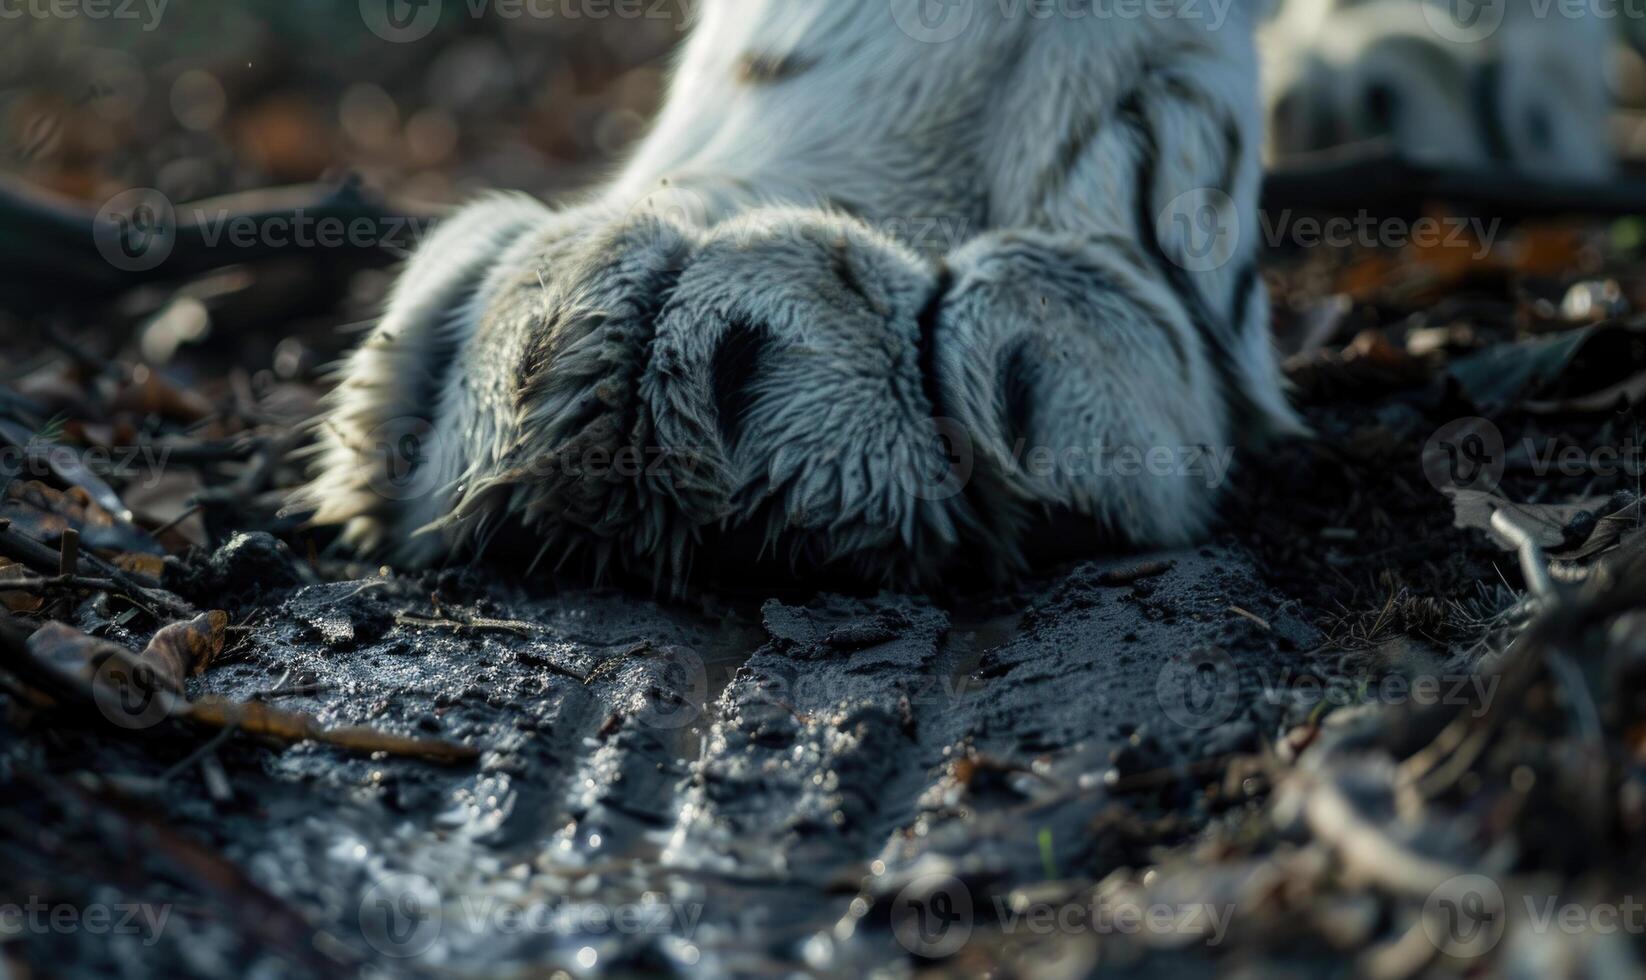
[3,538,1322,977]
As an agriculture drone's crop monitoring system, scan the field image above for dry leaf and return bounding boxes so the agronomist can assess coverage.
[112,365,214,424]
[0,559,42,613]
[0,419,131,521]
[1445,489,1612,551]
[141,610,229,693]
[19,620,475,765]
[23,621,183,723]
[1510,224,1590,278]
[2,480,160,555]
[111,552,168,578]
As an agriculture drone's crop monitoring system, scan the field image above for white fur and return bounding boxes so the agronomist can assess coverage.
[298,0,1307,587]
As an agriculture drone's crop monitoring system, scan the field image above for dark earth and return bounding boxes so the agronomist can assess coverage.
[6,7,1646,979]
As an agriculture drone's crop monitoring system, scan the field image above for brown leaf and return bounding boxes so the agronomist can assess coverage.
[19,622,475,765]
[0,419,131,522]
[0,559,42,613]
[111,552,168,579]
[111,366,214,424]
[1509,224,1590,278]
[1445,489,1611,551]
[23,621,183,726]
[140,610,229,693]
[2,480,159,555]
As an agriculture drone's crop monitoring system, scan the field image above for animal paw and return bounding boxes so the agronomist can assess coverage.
[300,201,968,586]
[930,231,1232,569]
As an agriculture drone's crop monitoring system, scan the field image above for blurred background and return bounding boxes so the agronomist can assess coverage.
[11,2,1646,211]
[0,0,682,207]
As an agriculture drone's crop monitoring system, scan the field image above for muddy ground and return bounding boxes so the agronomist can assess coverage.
[5,236,1646,976]
[6,11,1646,979]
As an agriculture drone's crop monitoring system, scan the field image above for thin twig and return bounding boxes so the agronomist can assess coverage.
[1490,510,1555,600]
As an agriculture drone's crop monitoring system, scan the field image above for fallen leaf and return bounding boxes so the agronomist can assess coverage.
[1551,499,1645,562]
[1,480,161,555]
[1445,489,1612,551]
[1525,371,1646,415]
[111,365,214,424]
[140,610,229,692]
[23,621,183,722]
[1509,224,1590,278]
[1446,327,1598,412]
[0,559,42,613]
[1448,324,1646,413]
[0,419,132,521]
[111,552,168,578]
[19,620,476,765]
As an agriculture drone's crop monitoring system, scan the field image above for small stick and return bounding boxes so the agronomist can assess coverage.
[1228,605,1272,632]
[148,501,203,539]
[58,528,78,577]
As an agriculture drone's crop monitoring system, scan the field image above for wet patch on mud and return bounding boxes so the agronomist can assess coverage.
[2,539,1321,976]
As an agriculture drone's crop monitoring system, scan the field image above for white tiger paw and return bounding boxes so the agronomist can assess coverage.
[931,231,1233,570]
[299,200,982,586]
[637,208,964,584]
[297,193,700,570]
